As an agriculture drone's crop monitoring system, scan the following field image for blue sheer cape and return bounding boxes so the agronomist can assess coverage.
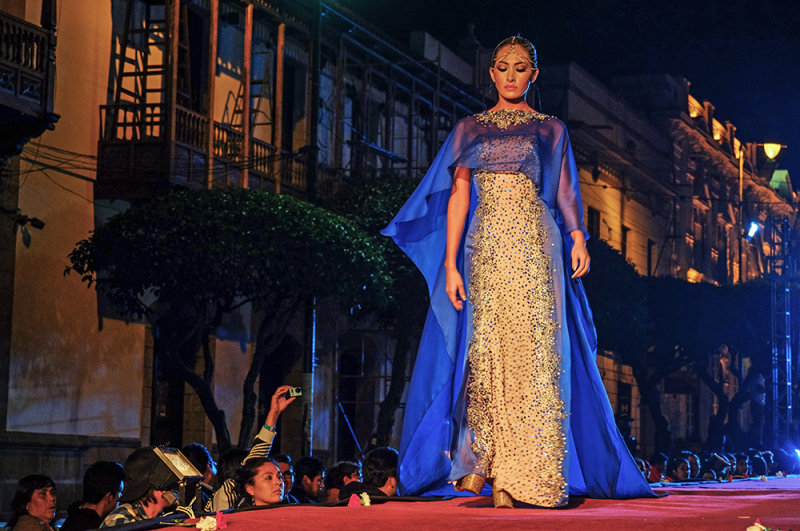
[382,113,656,500]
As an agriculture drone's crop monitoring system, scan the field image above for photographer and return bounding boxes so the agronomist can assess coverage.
[207,385,297,511]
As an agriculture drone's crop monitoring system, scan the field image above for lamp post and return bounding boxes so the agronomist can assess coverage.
[736,142,786,283]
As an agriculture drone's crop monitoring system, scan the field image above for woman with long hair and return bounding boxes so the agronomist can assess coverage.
[383,35,655,508]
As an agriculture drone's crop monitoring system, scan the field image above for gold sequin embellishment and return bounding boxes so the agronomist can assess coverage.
[475,109,549,130]
[466,169,568,507]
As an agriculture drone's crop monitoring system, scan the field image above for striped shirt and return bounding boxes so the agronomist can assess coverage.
[205,426,276,512]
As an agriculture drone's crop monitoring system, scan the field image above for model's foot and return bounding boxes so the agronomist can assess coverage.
[454,473,486,494]
[492,488,514,508]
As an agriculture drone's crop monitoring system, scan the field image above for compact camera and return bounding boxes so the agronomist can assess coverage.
[285,386,303,399]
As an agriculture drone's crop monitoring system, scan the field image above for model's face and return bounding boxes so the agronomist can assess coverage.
[246,463,284,506]
[27,486,57,523]
[490,45,538,103]
[278,462,294,493]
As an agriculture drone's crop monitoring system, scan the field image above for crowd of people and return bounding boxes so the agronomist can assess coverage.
[635,448,800,483]
[6,385,800,529]
[4,385,400,530]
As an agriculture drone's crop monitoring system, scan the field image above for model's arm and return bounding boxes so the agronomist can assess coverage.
[445,167,471,310]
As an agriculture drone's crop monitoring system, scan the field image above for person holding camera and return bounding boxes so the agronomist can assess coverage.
[207,384,297,511]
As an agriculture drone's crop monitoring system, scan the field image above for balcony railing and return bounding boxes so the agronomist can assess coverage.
[0,11,53,113]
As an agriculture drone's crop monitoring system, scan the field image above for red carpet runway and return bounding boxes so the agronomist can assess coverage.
[167,475,800,530]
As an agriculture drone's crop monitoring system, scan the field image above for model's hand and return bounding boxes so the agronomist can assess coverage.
[570,231,590,278]
[265,385,296,427]
[446,268,467,310]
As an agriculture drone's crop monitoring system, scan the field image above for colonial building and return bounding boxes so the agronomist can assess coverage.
[0,0,794,516]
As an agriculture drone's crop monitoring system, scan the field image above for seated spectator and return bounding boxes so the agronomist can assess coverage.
[7,474,57,531]
[273,454,299,504]
[207,384,296,511]
[647,452,667,483]
[663,457,690,482]
[325,461,362,502]
[100,448,177,527]
[733,453,750,478]
[181,443,217,487]
[707,452,730,479]
[339,447,398,500]
[750,454,768,476]
[217,448,248,486]
[679,451,700,479]
[61,461,125,531]
[699,466,717,481]
[236,458,285,507]
[290,457,326,503]
[634,458,650,480]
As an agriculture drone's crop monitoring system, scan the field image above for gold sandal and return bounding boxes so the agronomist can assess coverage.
[492,488,514,508]
[454,473,486,495]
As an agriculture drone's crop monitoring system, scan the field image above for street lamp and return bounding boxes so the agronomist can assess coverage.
[737,142,787,282]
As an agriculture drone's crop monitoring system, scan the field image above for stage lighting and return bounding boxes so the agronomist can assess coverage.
[745,221,759,241]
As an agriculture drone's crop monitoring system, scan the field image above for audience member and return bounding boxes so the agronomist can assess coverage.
[339,447,398,500]
[634,458,650,481]
[7,475,57,531]
[750,454,768,476]
[647,452,667,483]
[679,451,700,479]
[273,454,299,504]
[325,461,362,502]
[181,443,217,487]
[207,384,296,511]
[663,457,690,482]
[236,458,285,507]
[290,457,326,503]
[61,461,125,531]
[733,453,750,478]
[100,448,177,527]
[217,448,248,486]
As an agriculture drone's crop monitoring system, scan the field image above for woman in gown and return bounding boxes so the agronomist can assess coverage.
[382,36,656,508]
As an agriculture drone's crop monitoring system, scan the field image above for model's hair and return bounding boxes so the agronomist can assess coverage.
[8,474,56,528]
[83,461,126,504]
[362,447,398,487]
[491,35,538,68]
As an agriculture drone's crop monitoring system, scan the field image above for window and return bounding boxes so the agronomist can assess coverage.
[647,239,656,276]
[621,225,630,260]
[587,207,600,239]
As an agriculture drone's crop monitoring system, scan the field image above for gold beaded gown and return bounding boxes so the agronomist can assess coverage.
[383,109,655,506]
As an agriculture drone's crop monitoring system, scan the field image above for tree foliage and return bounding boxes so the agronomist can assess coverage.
[327,176,429,448]
[67,188,388,451]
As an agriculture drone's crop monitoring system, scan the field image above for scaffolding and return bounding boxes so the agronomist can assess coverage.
[766,216,795,445]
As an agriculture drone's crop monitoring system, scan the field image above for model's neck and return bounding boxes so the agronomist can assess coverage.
[489,102,533,112]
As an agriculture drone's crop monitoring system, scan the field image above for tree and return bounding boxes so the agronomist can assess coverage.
[582,239,681,453]
[67,188,388,453]
[328,176,429,447]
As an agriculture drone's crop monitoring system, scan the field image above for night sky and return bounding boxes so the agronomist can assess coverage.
[342,0,800,179]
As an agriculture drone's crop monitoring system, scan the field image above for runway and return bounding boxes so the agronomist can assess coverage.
[153,475,800,530]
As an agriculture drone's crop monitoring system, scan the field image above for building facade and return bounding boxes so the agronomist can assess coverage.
[1,0,795,516]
